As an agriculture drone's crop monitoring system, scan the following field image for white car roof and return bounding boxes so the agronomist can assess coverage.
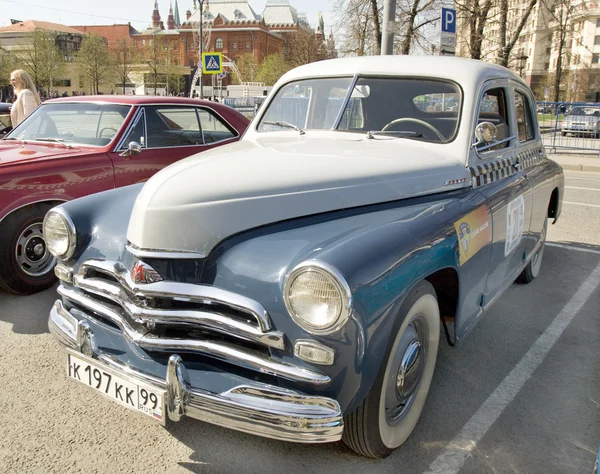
[278,56,524,92]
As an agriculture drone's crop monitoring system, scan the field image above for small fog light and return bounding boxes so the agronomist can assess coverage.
[294,340,335,366]
[54,263,73,283]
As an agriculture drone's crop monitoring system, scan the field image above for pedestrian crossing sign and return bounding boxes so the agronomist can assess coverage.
[202,52,223,74]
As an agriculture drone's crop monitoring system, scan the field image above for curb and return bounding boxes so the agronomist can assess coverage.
[558,163,600,172]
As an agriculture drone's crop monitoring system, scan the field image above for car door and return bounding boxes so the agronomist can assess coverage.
[469,81,533,308]
[109,104,204,188]
[512,85,548,259]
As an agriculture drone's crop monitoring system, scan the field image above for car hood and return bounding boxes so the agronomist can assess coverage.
[127,135,471,256]
[566,115,598,123]
[0,141,100,164]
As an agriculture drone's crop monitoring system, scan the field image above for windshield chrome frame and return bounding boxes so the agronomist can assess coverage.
[332,74,359,130]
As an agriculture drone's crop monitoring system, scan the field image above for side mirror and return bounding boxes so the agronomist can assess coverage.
[119,141,142,157]
[474,122,497,146]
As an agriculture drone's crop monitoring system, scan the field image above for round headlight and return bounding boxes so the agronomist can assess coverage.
[43,209,76,260]
[284,262,351,335]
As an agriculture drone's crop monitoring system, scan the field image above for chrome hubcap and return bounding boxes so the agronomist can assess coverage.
[385,315,428,424]
[15,223,56,277]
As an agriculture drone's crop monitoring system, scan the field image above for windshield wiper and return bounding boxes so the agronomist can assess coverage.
[263,120,305,135]
[366,130,423,139]
[34,137,73,148]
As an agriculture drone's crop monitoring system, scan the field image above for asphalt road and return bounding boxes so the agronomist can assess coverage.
[0,170,599,474]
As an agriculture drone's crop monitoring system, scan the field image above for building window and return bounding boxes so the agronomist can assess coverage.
[233,42,237,50]
[133,39,137,47]
[595,35,600,45]
[142,39,146,47]
[594,54,600,64]
[216,38,223,49]
[246,41,250,49]
[597,18,600,27]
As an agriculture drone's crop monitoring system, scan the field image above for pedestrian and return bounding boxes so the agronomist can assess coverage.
[9,69,41,127]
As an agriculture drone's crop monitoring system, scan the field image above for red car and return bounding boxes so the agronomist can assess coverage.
[0,96,249,295]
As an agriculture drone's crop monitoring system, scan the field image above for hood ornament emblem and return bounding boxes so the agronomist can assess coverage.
[131,261,163,284]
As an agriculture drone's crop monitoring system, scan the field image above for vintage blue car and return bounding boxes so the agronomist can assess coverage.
[47,56,564,458]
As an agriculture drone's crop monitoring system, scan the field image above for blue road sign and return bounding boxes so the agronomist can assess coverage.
[202,52,223,74]
[441,8,456,34]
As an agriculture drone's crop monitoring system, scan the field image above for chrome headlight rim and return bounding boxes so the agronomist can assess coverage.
[43,207,76,261]
[284,260,352,336]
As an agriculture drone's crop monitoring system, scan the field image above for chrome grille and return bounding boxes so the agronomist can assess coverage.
[57,259,330,385]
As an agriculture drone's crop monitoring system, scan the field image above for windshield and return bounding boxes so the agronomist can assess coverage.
[6,102,131,146]
[258,76,461,143]
[568,107,600,117]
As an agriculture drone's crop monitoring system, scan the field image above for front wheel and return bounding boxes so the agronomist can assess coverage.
[342,280,440,458]
[0,204,57,295]
[517,215,548,284]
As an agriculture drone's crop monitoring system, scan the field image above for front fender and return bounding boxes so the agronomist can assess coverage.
[207,191,468,414]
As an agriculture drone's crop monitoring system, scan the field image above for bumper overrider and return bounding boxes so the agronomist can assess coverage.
[49,299,344,443]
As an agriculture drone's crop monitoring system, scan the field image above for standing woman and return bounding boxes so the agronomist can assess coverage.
[9,69,41,127]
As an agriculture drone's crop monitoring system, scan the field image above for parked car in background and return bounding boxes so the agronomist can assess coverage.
[47,56,563,458]
[0,96,249,294]
[0,102,12,137]
[560,106,600,137]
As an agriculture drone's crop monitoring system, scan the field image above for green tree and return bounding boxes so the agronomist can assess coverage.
[17,29,66,92]
[112,39,138,94]
[77,35,112,94]
[143,33,167,94]
[256,54,291,85]
[231,52,258,84]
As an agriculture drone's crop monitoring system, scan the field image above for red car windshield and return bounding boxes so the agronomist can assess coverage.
[6,102,131,146]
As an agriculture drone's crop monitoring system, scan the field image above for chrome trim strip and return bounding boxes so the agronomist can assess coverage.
[332,74,359,130]
[57,286,147,343]
[114,107,144,152]
[126,241,206,260]
[78,259,273,331]
[71,274,285,349]
[138,336,329,385]
[50,306,343,442]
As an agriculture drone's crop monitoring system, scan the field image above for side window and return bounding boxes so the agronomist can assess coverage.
[477,87,511,152]
[514,91,535,142]
[120,109,146,148]
[198,109,236,143]
[145,106,203,147]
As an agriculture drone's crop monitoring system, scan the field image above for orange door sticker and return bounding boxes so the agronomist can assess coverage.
[454,205,492,266]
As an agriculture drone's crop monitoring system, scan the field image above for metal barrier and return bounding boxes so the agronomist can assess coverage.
[537,101,600,156]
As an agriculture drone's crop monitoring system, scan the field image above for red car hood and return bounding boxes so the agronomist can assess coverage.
[0,141,102,164]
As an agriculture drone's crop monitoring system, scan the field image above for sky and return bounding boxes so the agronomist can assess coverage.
[0,0,336,32]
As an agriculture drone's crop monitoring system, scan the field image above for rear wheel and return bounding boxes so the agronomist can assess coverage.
[517,215,548,284]
[0,204,57,295]
[342,280,440,458]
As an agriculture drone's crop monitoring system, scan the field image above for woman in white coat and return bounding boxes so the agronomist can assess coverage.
[9,69,41,127]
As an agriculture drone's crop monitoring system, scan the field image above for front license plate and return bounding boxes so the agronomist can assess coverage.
[67,353,165,423]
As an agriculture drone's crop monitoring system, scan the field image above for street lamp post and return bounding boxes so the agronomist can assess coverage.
[198,0,209,99]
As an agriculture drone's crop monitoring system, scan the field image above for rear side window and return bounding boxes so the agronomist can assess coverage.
[514,91,535,142]
[198,109,237,143]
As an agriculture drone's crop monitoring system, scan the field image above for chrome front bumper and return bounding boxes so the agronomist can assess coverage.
[49,300,343,443]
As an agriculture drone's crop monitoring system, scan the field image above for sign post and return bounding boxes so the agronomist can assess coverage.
[440,7,456,56]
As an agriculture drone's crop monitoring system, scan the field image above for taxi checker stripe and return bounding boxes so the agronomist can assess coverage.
[470,156,517,188]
